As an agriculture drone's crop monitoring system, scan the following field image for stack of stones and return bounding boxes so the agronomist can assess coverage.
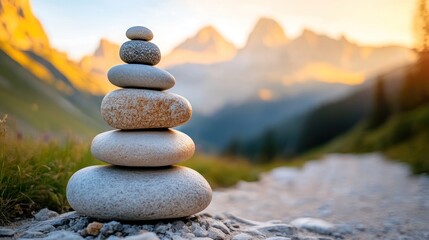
[66,26,212,221]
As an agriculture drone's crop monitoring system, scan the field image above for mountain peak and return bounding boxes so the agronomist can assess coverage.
[160,25,237,67]
[245,17,288,49]
[298,28,320,46]
[94,38,119,57]
[175,25,234,52]
[197,25,221,39]
[301,28,317,37]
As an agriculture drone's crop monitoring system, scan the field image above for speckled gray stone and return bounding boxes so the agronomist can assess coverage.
[126,26,154,41]
[108,64,175,90]
[101,89,192,129]
[66,165,212,220]
[120,40,161,65]
[91,129,195,167]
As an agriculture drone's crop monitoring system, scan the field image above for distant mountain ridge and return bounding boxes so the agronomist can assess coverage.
[168,24,414,113]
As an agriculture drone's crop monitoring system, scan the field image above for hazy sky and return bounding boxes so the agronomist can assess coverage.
[31,0,417,61]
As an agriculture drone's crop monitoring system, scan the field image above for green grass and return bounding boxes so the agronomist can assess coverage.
[0,135,100,224]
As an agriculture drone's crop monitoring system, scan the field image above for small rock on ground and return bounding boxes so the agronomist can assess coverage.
[0,227,16,237]
[33,208,59,221]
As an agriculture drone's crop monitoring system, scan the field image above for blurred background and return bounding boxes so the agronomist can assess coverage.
[1,0,428,223]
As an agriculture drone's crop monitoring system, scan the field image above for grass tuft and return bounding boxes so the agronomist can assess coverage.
[0,134,100,224]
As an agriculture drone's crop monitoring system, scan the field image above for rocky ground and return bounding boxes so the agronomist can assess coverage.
[0,209,337,240]
[1,153,428,240]
[206,153,429,239]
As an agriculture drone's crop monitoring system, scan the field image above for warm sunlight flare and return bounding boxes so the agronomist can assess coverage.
[258,88,273,101]
[294,62,365,85]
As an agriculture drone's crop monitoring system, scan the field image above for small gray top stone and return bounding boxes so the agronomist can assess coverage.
[126,26,153,41]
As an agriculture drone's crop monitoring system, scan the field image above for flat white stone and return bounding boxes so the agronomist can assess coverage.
[91,129,195,167]
[108,64,175,90]
[126,26,153,41]
[66,165,212,220]
[101,89,192,129]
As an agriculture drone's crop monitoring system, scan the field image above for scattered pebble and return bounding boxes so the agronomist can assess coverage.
[33,208,59,221]
[124,232,160,240]
[20,230,45,238]
[0,227,15,237]
[44,230,84,240]
[86,221,103,236]
[232,232,253,240]
[290,217,334,235]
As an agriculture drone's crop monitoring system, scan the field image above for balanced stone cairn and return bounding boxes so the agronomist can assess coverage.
[66,26,212,221]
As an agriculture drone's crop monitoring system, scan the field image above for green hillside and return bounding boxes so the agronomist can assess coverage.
[320,104,429,173]
[0,50,107,138]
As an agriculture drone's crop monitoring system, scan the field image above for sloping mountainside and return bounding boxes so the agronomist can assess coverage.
[0,0,108,137]
[0,49,106,137]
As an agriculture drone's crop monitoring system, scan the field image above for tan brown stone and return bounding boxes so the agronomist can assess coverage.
[101,89,192,129]
[86,222,103,236]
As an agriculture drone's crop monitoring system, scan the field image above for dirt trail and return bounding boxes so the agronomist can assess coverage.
[206,153,429,239]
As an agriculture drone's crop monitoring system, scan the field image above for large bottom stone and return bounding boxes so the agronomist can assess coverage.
[66,165,212,220]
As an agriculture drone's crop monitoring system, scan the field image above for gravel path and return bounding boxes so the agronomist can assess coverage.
[206,153,429,239]
[1,153,428,239]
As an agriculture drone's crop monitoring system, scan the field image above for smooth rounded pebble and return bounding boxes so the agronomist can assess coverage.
[66,165,212,220]
[108,64,175,90]
[126,26,154,41]
[120,40,161,65]
[91,129,195,167]
[101,89,192,129]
